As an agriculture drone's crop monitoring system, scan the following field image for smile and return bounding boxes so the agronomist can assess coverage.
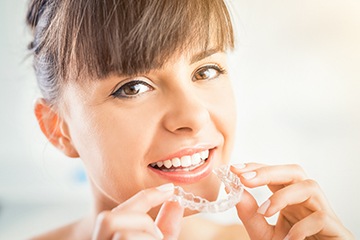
[148,148,214,184]
[149,149,209,172]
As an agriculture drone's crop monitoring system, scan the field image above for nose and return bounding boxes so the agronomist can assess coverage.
[162,90,211,136]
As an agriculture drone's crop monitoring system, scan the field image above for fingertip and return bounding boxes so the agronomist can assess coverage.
[154,225,164,239]
[113,184,176,213]
[113,232,122,240]
[155,201,184,239]
[231,162,265,172]
[257,199,271,215]
[241,171,257,180]
[235,189,273,239]
[230,163,260,186]
[231,163,247,170]
[161,200,184,213]
[235,189,259,218]
[155,183,174,192]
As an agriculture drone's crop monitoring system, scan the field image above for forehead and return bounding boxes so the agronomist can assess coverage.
[59,50,227,114]
[61,0,234,83]
[75,43,228,86]
[58,49,229,116]
[158,47,227,72]
[92,48,228,84]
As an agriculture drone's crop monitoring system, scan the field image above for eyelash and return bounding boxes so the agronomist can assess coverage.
[204,64,226,74]
[110,64,227,99]
[193,64,226,81]
[110,80,153,99]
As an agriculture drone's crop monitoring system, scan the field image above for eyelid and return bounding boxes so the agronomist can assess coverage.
[197,62,226,71]
[192,63,227,80]
[109,78,154,99]
[200,63,226,72]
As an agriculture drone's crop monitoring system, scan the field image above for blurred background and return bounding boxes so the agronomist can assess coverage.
[1,0,359,239]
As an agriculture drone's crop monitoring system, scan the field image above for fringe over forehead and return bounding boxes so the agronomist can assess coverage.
[27,0,234,103]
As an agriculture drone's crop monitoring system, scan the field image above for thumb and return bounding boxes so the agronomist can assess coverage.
[155,201,184,240]
[236,189,273,239]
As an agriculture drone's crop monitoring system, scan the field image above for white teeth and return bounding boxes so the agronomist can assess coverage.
[191,153,201,165]
[200,150,209,159]
[150,149,210,169]
[172,157,181,167]
[181,156,192,167]
[164,160,172,169]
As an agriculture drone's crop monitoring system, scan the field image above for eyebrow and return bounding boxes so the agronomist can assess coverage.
[190,47,222,64]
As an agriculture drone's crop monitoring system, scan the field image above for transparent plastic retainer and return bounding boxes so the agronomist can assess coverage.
[171,165,244,213]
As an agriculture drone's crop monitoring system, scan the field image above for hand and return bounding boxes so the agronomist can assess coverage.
[231,163,354,240]
[92,183,184,240]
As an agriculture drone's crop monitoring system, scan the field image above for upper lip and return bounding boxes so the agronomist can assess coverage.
[149,144,216,165]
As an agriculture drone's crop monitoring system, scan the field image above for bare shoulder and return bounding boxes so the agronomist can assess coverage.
[30,219,86,240]
[180,215,250,240]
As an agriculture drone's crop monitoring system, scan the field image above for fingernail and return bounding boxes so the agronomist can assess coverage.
[257,199,271,215]
[156,183,174,192]
[241,171,256,180]
[113,232,122,240]
[232,163,246,169]
[154,225,164,239]
[283,235,290,240]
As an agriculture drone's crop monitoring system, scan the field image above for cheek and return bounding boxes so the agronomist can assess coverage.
[66,106,154,202]
[212,81,236,120]
[210,82,237,161]
[220,85,237,128]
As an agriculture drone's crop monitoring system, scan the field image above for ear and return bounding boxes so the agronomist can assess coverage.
[34,98,79,158]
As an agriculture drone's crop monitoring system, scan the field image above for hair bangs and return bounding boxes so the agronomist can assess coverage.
[57,0,234,81]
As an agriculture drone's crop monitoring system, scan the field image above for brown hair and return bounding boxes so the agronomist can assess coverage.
[27,0,234,105]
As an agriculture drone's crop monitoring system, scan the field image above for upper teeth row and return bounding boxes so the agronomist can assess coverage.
[151,149,209,169]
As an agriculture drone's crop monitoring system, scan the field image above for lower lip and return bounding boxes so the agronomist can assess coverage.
[148,149,215,184]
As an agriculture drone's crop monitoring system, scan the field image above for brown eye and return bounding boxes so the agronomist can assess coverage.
[124,84,141,95]
[111,80,153,98]
[193,65,225,81]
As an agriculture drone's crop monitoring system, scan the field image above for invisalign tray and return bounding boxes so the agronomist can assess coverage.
[172,165,243,213]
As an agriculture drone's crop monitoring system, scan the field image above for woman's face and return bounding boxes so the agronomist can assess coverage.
[60,49,237,214]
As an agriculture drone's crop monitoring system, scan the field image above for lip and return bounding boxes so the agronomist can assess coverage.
[148,147,215,184]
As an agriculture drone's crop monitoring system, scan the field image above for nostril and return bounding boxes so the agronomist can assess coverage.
[175,127,193,132]
[162,98,211,134]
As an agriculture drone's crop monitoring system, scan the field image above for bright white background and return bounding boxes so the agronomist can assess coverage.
[1,0,359,239]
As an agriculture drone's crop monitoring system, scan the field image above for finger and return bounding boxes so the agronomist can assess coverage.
[111,231,158,240]
[258,179,333,218]
[155,201,184,240]
[285,211,353,240]
[93,211,163,240]
[232,164,307,191]
[234,188,273,240]
[113,183,174,213]
[231,162,267,172]
[112,232,122,240]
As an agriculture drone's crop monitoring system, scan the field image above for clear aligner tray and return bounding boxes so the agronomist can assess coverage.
[172,165,243,213]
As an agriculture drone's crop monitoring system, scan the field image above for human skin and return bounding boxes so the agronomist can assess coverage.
[34,49,354,239]
[60,50,236,209]
[231,163,354,240]
[35,50,237,238]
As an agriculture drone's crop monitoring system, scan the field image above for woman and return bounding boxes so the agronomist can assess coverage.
[27,0,353,239]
